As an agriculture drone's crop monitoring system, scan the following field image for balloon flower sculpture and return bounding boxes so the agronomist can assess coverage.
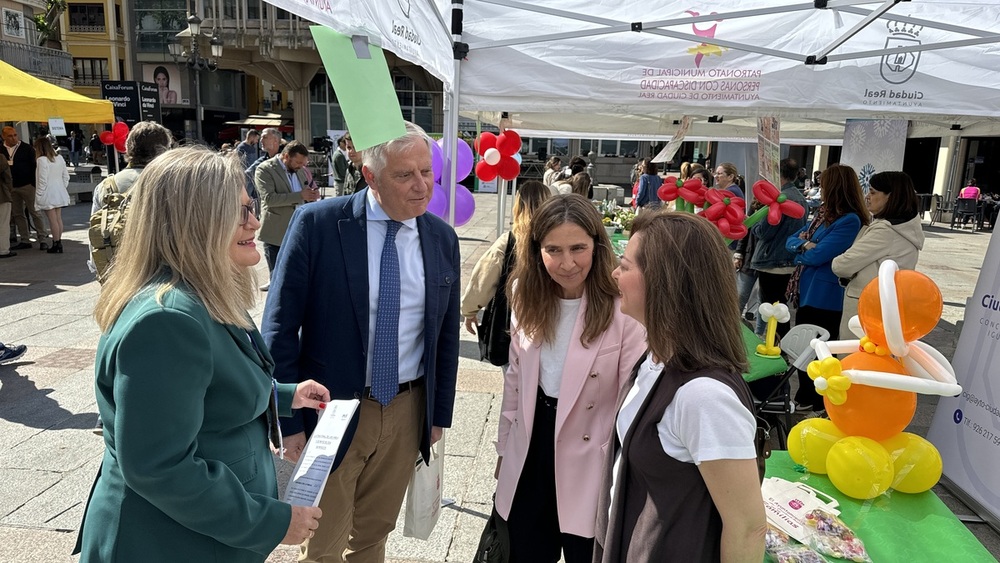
[426,138,477,226]
[788,261,960,500]
[657,178,805,243]
[756,302,790,357]
[100,121,130,172]
[474,130,522,183]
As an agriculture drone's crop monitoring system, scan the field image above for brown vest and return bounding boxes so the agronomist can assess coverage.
[594,359,758,563]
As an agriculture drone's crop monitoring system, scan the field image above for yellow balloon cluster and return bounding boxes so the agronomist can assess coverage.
[789,418,943,499]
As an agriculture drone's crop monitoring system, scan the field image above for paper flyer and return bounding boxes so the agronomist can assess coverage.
[283,398,360,507]
[757,116,781,186]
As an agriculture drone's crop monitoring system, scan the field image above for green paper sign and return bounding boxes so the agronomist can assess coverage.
[310,26,407,151]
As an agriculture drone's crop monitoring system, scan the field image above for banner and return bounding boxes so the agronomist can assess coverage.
[142,64,189,106]
[840,119,907,193]
[651,116,692,164]
[757,116,780,186]
[927,232,1000,530]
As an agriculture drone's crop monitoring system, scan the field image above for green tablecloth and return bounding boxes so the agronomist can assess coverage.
[766,450,996,562]
[743,324,787,383]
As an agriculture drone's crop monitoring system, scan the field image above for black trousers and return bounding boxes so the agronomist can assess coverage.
[792,305,842,409]
[263,243,280,273]
[757,271,793,338]
[505,388,594,563]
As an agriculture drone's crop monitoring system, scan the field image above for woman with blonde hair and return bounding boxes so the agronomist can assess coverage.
[596,212,765,562]
[462,179,551,341]
[33,136,70,253]
[543,156,563,187]
[714,162,746,199]
[76,147,329,562]
[679,161,705,182]
[495,194,645,562]
[785,163,869,410]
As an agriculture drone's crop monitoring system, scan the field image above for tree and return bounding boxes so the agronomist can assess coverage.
[33,0,67,47]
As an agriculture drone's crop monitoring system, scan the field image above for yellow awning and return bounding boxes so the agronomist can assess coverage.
[0,60,114,124]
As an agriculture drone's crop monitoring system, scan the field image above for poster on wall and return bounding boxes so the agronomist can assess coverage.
[840,119,907,193]
[757,116,780,186]
[2,8,25,39]
[927,235,1000,531]
[142,63,189,106]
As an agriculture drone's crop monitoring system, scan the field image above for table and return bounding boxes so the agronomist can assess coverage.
[766,450,995,561]
[742,324,788,383]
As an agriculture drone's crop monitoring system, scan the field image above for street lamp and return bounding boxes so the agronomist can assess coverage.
[168,12,223,143]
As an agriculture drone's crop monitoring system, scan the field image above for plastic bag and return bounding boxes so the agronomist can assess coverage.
[402,435,444,540]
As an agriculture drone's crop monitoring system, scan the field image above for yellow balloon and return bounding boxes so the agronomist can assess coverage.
[787,419,846,474]
[881,432,944,494]
[826,437,894,499]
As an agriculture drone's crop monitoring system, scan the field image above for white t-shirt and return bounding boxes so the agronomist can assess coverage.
[538,298,582,398]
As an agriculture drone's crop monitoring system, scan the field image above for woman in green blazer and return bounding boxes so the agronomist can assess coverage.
[75,146,329,562]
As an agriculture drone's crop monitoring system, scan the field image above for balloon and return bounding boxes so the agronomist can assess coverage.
[826,436,894,499]
[787,418,846,474]
[497,155,520,181]
[112,121,129,140]
[455,139,474,181]
[431,141,444,182]
[99,131,115,145]
[513,152,522,164]
[476,132,497,155]
[453,185,476,226]
[859,270,942,347]
[427,183,448,218]
[497,130,521,155]
[114,140,126,153]
[881,432,943,494]
[476,160,498,182]
[483,147,501,166]
[825,352,916,441]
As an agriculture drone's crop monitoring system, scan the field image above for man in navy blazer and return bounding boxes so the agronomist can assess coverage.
[261,121,460,562]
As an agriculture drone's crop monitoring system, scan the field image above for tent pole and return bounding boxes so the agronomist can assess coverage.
[445,0,465,228]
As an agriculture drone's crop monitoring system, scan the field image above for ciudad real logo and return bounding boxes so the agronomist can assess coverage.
[880,21,922,85]
[397,0,410,19]
[685,9,728,68]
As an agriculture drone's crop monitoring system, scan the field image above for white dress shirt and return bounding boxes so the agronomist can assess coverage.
[278,158,303,193]
[365,189,426,385]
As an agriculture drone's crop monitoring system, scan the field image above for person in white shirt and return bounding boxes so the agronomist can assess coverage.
[33,136,70,253]
[596,211,765,562]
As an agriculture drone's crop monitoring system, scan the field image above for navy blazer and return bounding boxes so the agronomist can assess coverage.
[261,189,461,462]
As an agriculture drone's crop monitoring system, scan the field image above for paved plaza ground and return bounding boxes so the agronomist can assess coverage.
[1,192,999,562]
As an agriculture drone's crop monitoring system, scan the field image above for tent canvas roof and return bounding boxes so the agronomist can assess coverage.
[0,60,114,124]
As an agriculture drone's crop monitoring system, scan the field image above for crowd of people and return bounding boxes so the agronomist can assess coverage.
[0,117,959,563]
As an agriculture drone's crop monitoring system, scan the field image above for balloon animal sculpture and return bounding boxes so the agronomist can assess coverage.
[788,261,961,499]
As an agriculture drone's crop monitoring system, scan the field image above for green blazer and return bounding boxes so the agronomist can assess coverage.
[76,283,298,563]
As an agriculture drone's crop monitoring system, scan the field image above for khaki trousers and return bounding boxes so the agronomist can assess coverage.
[11,184,47,241]
[301,385,425,563]
[0,202,10,254]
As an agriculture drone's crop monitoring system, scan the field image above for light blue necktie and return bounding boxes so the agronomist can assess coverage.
[371,220,402,405]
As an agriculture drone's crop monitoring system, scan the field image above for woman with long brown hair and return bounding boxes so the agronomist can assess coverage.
[596,211,765,562]
[785,163,869,409]
[33,136,70,253]
[494,194,645,563]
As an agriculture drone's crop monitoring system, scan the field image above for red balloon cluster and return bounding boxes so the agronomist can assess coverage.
[703,189,747,239]
[475,130,521,182]
[752,179,806,225]
[100,121,130,153]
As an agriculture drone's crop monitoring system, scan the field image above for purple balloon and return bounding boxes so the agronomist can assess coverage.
[454,185,476,227]
[431,141,444,182]
[427,183,448,218]
[437,137,475,182]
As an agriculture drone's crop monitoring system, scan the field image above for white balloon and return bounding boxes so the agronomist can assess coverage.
[513,152,522,164]
[484,148,501,166]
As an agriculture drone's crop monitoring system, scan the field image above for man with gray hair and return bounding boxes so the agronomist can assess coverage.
[262,121,460,562]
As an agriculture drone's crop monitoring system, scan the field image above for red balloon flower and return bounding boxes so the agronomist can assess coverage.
[678,178,708,207]
[101,121,130,153]
[703,189,748,240]
[752,180,806,225]
[657,176,683,202]
[475,130,521,182]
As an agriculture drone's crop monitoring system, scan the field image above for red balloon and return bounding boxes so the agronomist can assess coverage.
[497,130,521,156]
[112,121,129,141]
[99,131,115,145]
[114,140,127,153]
[497,155,520,180]
[476,132,497,156]
[476,160,498,182]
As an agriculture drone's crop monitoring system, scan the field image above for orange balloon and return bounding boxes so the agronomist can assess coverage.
[858,269,942,346]
[824,352,917,441]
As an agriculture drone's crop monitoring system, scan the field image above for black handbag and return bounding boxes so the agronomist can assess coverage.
[477,234,516,366]
[474,498,509,563]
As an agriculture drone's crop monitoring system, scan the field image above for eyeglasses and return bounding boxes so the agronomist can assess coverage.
[240,199,260,225]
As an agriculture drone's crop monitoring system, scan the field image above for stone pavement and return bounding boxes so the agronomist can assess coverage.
[0,192,998,562]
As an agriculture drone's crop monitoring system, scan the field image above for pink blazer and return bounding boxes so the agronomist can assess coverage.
[495,294,646,538]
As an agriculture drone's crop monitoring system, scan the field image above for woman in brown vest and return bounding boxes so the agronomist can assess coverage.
[597,212,766,562]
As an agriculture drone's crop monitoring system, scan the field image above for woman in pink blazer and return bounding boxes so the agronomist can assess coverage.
[495,194,646,563]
